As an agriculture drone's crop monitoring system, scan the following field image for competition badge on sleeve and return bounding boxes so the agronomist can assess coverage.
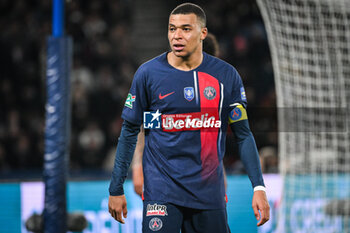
[240,87,247,101]
[144,110,162,129]
[125,93,136,109]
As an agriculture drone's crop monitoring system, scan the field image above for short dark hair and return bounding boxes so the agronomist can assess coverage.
[170,3,206,27]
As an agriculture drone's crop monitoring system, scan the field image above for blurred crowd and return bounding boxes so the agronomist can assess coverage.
[0,0,277,178]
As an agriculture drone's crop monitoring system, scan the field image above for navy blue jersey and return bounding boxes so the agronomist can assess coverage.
[122,52,246,209]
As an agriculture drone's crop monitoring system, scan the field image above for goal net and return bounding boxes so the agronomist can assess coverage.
[256,0,350,232]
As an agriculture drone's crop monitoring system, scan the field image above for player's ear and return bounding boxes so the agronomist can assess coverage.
[201,27,208,41]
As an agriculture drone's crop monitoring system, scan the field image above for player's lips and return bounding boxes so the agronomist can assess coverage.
[173,44,185,51]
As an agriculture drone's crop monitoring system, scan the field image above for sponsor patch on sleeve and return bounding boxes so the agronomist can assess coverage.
[229,104,248,124]
[240,87,247,101]
[124,93,136,109]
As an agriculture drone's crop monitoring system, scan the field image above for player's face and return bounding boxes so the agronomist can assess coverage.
[168,13,207,58]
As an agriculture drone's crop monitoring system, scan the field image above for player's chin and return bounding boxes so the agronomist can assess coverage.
[172,49,188,57]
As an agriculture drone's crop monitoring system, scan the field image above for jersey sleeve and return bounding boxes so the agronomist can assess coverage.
[227,68,265,188]
[227,68,248,125]
[229,120,265,188]
[229,68,247,108]
[121,66,149,125]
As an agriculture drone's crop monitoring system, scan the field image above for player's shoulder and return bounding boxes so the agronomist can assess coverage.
[204,53,240,80]
[136,53,167,74]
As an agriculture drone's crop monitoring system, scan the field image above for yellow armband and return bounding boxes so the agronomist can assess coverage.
[228,104,248,124]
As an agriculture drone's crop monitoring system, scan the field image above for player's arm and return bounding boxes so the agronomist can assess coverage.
[222,162,227,191]
[229,104,270,226]
[108,120,140,223]
[109,63,149,223]
[131,128,145,197]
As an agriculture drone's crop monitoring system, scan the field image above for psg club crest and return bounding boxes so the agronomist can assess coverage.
[149,217,163,231]
[144,110,161,129]
[230,107,242,121]
[203,86,216,100]
[184,87,194,101]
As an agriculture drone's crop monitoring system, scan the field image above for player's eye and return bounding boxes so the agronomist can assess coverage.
[183,27,191,32]
[169,27,176,32]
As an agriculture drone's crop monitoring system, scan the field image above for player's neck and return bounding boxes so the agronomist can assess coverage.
[167,49,203,71]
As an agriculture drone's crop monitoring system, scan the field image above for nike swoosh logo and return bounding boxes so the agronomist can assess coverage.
[159,91,175,99]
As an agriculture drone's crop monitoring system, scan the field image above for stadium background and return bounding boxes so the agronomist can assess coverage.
[0,0,279,232]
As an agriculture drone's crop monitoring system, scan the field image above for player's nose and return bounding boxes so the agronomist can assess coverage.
[174,29,183,39]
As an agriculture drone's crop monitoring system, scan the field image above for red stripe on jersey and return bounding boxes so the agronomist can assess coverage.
[197,72,220,180]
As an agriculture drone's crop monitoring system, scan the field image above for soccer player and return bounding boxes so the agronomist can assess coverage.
[131,32,224,197]
[108,3,270,233]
